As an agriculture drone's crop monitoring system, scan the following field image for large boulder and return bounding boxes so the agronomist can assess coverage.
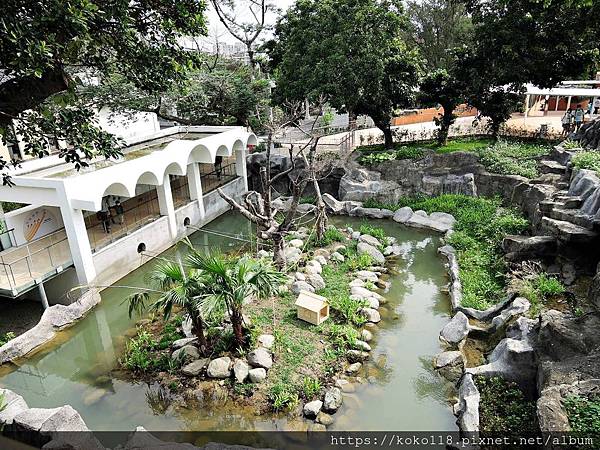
[322,193,345,214]
[393,207,414,224]
[233,359,249,383]
[439,312,470,347]
[247,347,273,369]
[357,243,385,265]
[489,297,530,332]
[433,351,464,382]
[323,387,343,413]
[359,307,381,323]
[207,357,232,379]
[359,234,381,247]
[0,388,28,426]
[502,235,557,261]
[248,368,267,384]
[339,168,401,203]
[181,358,209,377]
[456,374,480,433]
[172,345,200,363]
[405,211,455,233]
[292,281,315,294]
[303,400,323,418]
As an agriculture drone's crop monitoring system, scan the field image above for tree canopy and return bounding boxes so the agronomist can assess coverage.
[268,0,422,148]
[0,0,207,177]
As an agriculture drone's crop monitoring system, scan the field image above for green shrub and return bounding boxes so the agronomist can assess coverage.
[269,382,299,411]
[329,294,367,326]
[358,151,396,166]
[572,150,600,175]
[300,196,316,205]
[358,224,388,245]
[326,323,359,349]
[121,330,158,373]
[395,147,425,160]
[156,320,184,350]
[307,226,346,248]
[346,253,374,271]
[520,273,565,316]
[474,140,551,179]
[0,391,5,412]
[477,376,538,434]
[302,377,322,399]
[563,395,600,434]
[562,139,582,150]
[0,331,15,347]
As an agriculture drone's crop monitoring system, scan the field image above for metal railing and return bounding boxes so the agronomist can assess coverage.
[85,191,162,252]
[200,162,239,194]
[0,229,72,292]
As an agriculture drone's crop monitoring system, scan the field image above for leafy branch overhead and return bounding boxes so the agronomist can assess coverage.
[0,0,208,179]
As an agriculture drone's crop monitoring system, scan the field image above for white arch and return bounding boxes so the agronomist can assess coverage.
[136,171,161,186]
[188,144,213,164]
[163,161,186,177]
[216,144,231,157]
[102,182,134,199]
[233,139,245,152]
[247,134,258,147]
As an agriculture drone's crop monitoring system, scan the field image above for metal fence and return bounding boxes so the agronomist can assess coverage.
[200,162,238,194]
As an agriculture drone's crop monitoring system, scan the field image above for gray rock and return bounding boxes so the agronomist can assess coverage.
[294,272,306,281]
[357,243,385,265]
[0,388,28,425]
[502,235,557,260]
[172,337,198,350]
[433,351,464,382]
[323,387,343,413]
[248,367,267,383]
[393,207,414,223]
[439,312,470,346]
[322,193,345,214]
[306,260,323,274]
[490,297,530,332]
[356,270,378,282]
[359,234,381,247]
[353,340,372,352]
[292,281,315,294]
[456,374,480,433]
[537,388,571,433]
[306,274,326,291]
[352,207,394,219]
[247,347,273,369]
[383,245,403,256]
[172,345,200,363]
[316,411,334,426]
[303,400,323,418]
[233,359,249,383]
[257,334,275,349]
[308,422,327,432]
[314,255,328,266]
[346,362,362,374]
[405,211,454,233]
[349,278,366,287]
[346,349,370,363]
[359,307,381,323]
[289,239,304,249]
[351,231,361,240]
[181,358,209,377]
[207,357,232,379]
[331,252,345,262]
[360,329,373,342]
[335,379,356,393]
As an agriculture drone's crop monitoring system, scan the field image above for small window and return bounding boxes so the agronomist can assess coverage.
[183,217,191,226]
[137,243,147,254]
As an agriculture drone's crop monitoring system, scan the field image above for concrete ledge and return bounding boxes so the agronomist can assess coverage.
[0,288,101,365]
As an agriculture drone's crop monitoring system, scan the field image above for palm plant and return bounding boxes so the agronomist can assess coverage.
[126,261,216,352]
[187,252,286,348]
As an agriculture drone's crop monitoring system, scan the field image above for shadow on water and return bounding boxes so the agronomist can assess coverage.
[0,213,456,433]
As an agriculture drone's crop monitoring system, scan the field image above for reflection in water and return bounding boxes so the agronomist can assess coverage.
[0,213,456,432]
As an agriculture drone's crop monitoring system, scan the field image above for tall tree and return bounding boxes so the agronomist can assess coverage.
[419,66,467,145]
[210,0,279,68]
[405,0,473,70]
[269,0,422,149]
[89,61,271,131]
[0,0,207,179]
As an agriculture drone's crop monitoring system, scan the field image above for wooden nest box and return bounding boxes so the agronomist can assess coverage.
[295,291,329,325]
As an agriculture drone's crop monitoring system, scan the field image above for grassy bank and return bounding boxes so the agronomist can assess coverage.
[364,195,529,310]
[358,138,552,179]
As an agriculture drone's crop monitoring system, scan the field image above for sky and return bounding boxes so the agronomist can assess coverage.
[204,0,296,46]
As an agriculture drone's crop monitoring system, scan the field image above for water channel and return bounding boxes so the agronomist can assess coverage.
[0,212,456,435]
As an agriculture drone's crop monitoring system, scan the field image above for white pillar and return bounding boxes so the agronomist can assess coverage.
[524,94,530,118]
[235,148,248,191]
[567,96,572,111]
[157,174,177,238]
[38,281,49,309]
[60,207,96,285]
[555,96,560,111]
[187,163,205,219]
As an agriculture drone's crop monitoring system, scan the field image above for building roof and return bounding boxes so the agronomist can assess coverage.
[524,83,600,97]
[295,290,328,311]
[0,126,257,211]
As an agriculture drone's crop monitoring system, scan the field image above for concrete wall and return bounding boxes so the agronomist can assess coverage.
[203,177,243,223]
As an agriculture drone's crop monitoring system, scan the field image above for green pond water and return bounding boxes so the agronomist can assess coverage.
[0,212,456,433]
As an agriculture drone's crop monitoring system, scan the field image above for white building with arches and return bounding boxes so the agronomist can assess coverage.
[0,125,256,303]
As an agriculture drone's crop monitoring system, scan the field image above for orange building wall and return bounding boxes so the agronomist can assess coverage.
[392,104,477,126]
